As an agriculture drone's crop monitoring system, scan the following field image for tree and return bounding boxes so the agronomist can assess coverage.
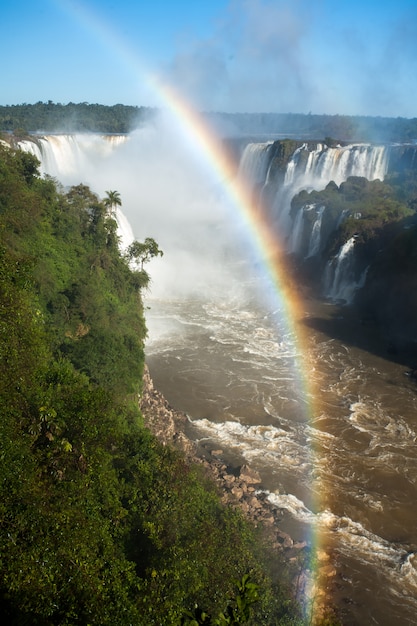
[103,190,122,217]
[126,237,163,270]
[16,150,40,184]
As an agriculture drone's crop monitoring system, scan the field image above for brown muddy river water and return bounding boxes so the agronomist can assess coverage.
[145,288,417,626]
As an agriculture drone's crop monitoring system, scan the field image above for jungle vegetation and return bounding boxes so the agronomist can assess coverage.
[0,144,308,624]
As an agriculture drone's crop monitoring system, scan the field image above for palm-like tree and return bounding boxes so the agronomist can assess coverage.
[103,190,122,217]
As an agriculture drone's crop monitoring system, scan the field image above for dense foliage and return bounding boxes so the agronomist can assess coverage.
[0,144,304,624]
[1,101,417,142]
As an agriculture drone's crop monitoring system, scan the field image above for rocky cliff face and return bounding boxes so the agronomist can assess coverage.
[355,224,417,353]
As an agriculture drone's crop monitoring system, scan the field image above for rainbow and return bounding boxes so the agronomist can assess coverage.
[141,90,326,617]
[155,92,326,616]
[51,0,312,363]
[53,0,323,615]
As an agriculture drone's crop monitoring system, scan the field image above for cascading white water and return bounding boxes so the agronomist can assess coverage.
[238,141,390,250]
[20,134,134,253]
[302,144,388,189]
[23,136,390,260]
[324,236,360,303]
[288,204,307,253]
[238,141,274,190]
[21,135,393,299]
[307,205,325,258]
[114,208,135,252]
[283,143,307,186]
[18,130,251,300]
[281,144,389,240]
[336,208,349,229]
[19,134,129,181]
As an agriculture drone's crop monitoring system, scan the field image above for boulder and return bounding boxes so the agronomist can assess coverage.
[239,464,262,484]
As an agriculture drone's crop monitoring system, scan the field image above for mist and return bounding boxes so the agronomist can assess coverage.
[37,116,255,303]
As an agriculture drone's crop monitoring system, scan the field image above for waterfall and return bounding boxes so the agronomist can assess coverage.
[283,143,307,186]
[299,144,388,190]
[336,208,350,230]
[307,205,325,258]
[237,140,391,268]
[114,209,135,252]
[238,142,274,193]
[324,237,361,303]
[16,130,247,299]
[288,203,325,258]
[267,143,390,241]
[19,134,133,252]
[16,134,393,298]
[20,135,390,246]
[18,134,129,181]
[288,204,307,253]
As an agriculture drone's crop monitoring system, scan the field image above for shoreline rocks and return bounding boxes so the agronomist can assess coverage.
[139,365,340,621]
[139,366,290,542]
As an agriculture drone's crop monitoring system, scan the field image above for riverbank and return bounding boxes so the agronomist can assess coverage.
[139,364,340,624]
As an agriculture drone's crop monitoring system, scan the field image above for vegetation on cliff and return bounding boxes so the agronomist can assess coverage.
[292,176,414,257]
[291,172,417,346]
[0,144,307,624]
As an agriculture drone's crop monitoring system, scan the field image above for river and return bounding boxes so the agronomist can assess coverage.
[144,279,417,625]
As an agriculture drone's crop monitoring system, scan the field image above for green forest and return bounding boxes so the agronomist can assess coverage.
[1,101,417,142]
[0,102,156,134]
[0,144,311,624]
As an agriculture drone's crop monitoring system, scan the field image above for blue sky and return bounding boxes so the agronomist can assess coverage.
[1,0,417,117]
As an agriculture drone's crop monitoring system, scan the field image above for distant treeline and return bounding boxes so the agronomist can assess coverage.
[208,112,417,143]
[0,101,157,134]
[1,101,417,142]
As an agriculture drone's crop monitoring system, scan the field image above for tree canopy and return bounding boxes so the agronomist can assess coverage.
[103,189,122,216]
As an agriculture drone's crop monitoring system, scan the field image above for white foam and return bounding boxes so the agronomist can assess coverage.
[267,491,412,579]
[401,553,417,586]
[190,418,310,468]
[267,492,316,523]
[349,400,417,451]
